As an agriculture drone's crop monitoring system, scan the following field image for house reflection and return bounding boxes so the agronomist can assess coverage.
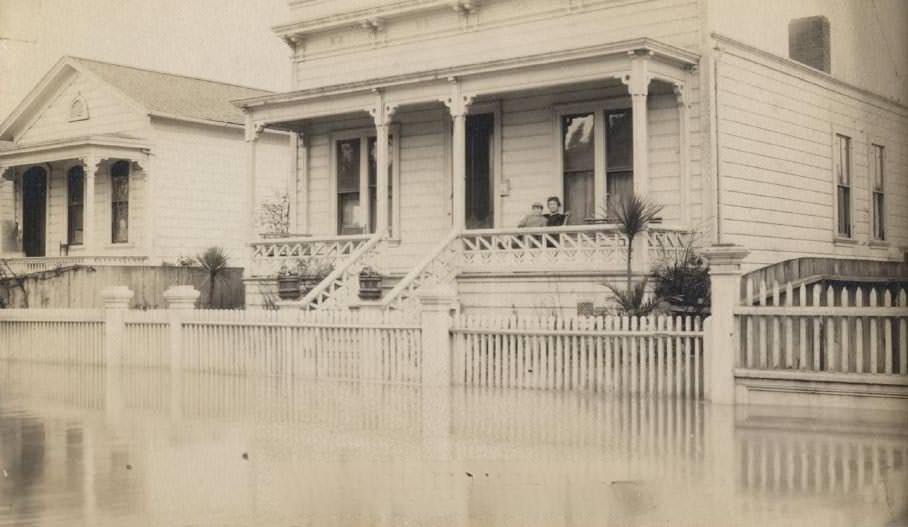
[0,362,905,526]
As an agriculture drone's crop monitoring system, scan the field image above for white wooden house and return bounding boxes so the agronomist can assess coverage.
[0,57,290,281]
[238,0,908,314]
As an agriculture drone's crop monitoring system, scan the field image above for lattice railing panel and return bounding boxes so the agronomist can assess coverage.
[249,235,371,277]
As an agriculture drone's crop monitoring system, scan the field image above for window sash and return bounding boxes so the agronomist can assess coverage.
[110,161,129,243]
[834,134,852,238]
[67,168,84,245]
[836,185,851,238]
[871,144,885,241]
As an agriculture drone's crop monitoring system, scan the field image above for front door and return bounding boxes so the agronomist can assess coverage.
[22,167,47,257]
[465,113,494,229]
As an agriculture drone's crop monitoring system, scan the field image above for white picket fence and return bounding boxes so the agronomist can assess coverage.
[1,306,422,384]
[451,314,706,398]
[734,280,908,377]
[0,309,106,365]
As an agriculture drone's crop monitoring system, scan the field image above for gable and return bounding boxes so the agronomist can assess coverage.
[12,67,149,145]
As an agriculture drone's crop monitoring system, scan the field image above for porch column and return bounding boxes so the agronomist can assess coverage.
[443,82,473,232]
[288,132,299,234]
[674,82,690,225]
[245,116,264,242]
[623,50,652,196]
[81,155,100,253]
[370,97,397,236]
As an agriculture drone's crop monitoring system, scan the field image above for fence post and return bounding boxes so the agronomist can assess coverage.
[100,286,133,367]
[701,244,749,404]
[163,286,200,374]
[417,286,457,387]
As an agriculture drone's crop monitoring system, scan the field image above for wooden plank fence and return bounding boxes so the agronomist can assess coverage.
[735,279,908,378]
[0,309,105,365]
[451,314,705,398]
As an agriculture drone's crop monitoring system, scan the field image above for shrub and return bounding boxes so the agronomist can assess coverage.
[653,244,710,315]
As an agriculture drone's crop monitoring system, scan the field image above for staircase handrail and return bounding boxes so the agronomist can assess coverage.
[298,230,387,310]
[381,228,461,310]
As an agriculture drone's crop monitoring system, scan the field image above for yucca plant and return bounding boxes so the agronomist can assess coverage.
[196,247,229,308]
[607,193,663,293]
[606,278,662,317]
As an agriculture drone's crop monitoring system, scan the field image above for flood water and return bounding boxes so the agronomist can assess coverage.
[0,361,905,526]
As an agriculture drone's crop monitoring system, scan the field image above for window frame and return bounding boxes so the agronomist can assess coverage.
[109,160,130,245]
[869,140,887,243]
[328,125,400,238]
[831,129,856,242]
[552,98,632,223]
[66,164,85,246]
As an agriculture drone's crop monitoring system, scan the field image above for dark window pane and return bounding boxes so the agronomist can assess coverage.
[67,166,84,245]
[110,161,129,243]
[873,193,885,240]
[837,186,850,237]
[606,110,633,170]
[562,114,594,172]
[336,139,360,193]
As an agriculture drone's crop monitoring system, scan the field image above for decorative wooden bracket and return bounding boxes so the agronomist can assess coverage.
[451,1,480,30]
[442,79,475,117]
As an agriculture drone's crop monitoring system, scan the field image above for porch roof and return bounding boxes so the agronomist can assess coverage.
[0,134,150,178]
[233,37,699,123]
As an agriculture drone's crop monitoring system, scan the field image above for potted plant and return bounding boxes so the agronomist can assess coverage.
[358,266,383,300]
[276,264,301,300]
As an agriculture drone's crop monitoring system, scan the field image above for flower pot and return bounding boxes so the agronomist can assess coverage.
[358,273,382,300]
[277,275,301,300]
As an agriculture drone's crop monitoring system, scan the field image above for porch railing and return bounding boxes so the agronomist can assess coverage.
[1,255,149,275]
[460,224,690,272]
[248,234,372,278]
[380,224,692,312]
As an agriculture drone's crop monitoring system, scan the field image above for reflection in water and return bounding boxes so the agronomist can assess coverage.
[0,361,905,526]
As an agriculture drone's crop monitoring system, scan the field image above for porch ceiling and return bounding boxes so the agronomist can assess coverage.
[235,37,699,125]
[0,134,150,178]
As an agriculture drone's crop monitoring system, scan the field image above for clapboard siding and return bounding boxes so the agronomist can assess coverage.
[17,71,147,144]
[716,45,908,270]
[293,0,700,90]
[151,118,288,265]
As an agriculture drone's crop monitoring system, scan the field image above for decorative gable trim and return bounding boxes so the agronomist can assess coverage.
[68,93,90,122]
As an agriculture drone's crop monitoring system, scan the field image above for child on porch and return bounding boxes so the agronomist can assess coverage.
[517,202,548,228]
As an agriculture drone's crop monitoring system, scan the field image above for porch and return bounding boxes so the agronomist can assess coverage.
[237,38,701,310]
[0,135,151,264]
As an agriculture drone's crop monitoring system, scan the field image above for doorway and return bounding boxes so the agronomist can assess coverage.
[21,166,47,257]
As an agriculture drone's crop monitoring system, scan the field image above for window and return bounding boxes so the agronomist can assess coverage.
[871,144,885,241]
[67,166,84,245]
[332,129,398,236]
[604,109,634,216]
[562,113,595,224]
[110,160,129,243]
[834,134,851,238]
[789,16,830,73]
[336,138,361,234]
[559,105,634,224]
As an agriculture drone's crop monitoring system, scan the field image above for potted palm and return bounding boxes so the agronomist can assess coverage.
[358,266,382,300]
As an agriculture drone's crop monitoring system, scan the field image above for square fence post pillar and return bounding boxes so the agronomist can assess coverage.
[164,286,200,374]
[417,286,457,387]
[701,244,749,404]
[101,286,133,367]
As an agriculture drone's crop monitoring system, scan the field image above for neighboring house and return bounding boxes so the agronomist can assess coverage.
[237,0,908,314]
[0,57,290,306]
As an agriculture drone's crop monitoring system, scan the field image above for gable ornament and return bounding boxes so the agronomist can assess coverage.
[69,93,89,122]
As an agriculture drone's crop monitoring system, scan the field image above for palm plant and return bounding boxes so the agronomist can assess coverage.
[607,193,663,293]
[196,247,229,308]
[606,278,662,317]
